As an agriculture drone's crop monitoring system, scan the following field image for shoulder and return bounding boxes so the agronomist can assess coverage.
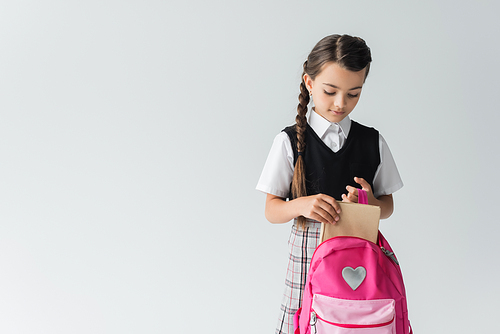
[350,121,380,148]
[274,130,292,145]
[351,120,379,136]
[282,124,297,136]
[267,130,294,157]
[281,124,298,147]
[350,122,391,151]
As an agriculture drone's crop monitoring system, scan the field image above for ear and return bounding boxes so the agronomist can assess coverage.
[303,73,313,92]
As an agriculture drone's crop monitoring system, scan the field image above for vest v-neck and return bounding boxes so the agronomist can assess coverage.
[307,123,356,156]
[282,120,380,200]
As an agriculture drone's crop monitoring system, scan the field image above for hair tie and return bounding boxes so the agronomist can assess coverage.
[298,151,304,157]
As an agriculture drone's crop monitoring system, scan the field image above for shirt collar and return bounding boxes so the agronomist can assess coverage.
[308,108,352,138]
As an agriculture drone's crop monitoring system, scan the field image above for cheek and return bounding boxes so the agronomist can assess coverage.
[313,93,328,106]
[323,95,335,105]
[348,98,360,109]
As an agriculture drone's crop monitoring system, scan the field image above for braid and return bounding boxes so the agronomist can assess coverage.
[295,79,309,153]
[291,70,310,230]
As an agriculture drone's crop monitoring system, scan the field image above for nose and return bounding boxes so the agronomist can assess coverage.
[334,95,346,110]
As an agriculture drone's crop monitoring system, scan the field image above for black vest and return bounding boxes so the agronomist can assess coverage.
[283,121,380,201]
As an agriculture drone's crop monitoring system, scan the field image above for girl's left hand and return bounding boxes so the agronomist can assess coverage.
[341,177,375,204]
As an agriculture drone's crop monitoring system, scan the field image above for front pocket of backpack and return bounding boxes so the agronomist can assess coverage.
[310,294,395,333]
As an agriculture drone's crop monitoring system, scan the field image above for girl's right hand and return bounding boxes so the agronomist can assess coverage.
[296,194,341,224]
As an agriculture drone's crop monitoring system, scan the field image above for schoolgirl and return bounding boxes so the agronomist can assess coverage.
[256,34,404,334]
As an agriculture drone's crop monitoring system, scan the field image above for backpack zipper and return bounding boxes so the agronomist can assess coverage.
[381,247,399,265]
[310,311,317,333]
[311,309,395,329]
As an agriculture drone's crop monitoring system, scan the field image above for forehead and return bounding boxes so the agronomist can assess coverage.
[315,62,366,89]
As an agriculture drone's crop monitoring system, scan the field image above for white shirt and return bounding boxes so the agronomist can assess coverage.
[256,110,403,198]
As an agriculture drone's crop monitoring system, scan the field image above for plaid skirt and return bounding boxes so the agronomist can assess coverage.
[275,218,321,334]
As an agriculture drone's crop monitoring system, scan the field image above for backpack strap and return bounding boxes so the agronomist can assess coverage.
[354,190,413,334]
[358,189,368,204]
[293,308,301,334]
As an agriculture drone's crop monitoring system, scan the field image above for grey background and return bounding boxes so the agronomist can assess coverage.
[1,0,498,333]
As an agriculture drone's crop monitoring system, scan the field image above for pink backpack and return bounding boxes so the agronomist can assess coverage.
[294,192,412,333]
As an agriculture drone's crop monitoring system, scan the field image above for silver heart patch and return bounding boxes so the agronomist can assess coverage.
[342,266,366,290]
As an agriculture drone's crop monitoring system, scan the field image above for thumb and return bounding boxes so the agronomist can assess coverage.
[354,177,371,191]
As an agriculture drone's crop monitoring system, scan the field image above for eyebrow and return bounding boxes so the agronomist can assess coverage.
[323,83,363,91]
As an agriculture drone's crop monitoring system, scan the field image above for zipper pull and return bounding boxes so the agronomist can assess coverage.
[381,247,400,265]
[310,312,317,334]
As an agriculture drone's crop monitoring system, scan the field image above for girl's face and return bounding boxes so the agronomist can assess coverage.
[304,62,366,123]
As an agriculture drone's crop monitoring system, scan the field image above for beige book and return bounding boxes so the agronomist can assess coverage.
[319,202,381,244]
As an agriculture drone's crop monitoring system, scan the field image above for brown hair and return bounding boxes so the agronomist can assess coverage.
[292,34,372,229]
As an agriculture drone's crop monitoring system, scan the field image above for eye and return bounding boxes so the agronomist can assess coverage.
[323,90,335,96]
[348,93,359,98]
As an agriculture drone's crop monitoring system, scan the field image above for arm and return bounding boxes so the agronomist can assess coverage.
[265,193,342,224]
[372,194,394,219]
[342,177,394,219]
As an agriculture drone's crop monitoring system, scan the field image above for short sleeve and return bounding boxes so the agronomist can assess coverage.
[372,134,404,198]
[256,132,294,198]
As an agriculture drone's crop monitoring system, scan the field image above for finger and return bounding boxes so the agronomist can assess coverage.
[342,193,353,203]
[317,199,341,223]
[318,194,341,214]
[310,205,338,224]
[342,193,358,203]
[308,212,332,225]
[347,191,359,203]
[345,185,359,197]
[345,186,359,203]
[317,202,340,223]
[308,196,339,223]
[354,177,372,191]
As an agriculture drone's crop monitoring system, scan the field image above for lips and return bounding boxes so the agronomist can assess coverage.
[330,109,344,115]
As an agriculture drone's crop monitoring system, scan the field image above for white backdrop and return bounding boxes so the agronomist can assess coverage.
[1,1,499,333]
